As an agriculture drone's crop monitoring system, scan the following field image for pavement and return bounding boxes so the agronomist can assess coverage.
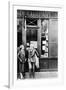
[18,71,58,79]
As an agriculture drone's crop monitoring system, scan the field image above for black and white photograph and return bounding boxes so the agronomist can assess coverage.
[8,2,64,88]
[0,0,65,89]
[17,10,58,79]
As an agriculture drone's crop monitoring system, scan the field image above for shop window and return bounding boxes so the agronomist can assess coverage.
[49,19,58,58]
[41,20,48,58]
[41,18,58,58]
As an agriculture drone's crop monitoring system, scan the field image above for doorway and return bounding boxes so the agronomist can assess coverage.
[25,26,38,72]
[26,28,37,48]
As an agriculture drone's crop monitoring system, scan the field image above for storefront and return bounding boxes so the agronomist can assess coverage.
[17,10,58,71]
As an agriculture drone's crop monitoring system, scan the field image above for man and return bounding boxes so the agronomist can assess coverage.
[28,44,39,78]
[18,45,25,79]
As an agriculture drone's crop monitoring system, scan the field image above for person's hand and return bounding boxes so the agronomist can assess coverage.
[20,59,22,62]
[25,59,27,62]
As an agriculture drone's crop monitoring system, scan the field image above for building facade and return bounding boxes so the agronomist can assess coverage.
[17,10,58,71]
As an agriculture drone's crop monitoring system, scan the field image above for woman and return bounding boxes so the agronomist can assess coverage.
[17,45,26,79]
[28,44,39,78]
